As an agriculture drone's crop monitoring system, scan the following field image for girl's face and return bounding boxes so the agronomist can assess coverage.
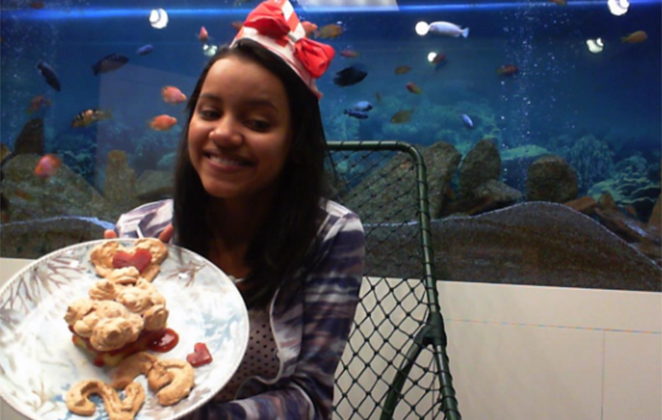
[188,55,293,204]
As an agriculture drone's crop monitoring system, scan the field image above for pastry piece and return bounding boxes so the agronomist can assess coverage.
[66,379,145,420]
[65,281,170,367]
[111,351,158,389]
[147,359,195,406]
[90,238,168,282]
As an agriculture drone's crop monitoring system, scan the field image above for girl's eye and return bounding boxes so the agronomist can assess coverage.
[198,108,219,119]
[247,120,270,131]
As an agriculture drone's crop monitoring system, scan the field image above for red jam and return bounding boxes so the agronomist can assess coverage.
[186,342,213,367]
[147,328,179,352]
[71,327,179,367]
[112,248,152,273]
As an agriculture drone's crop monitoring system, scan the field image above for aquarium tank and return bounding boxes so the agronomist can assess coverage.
[1,0,660,291]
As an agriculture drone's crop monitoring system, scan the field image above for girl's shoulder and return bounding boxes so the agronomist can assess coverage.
[316,199,364,243]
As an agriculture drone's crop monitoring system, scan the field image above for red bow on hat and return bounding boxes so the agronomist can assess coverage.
[242,1,335,79]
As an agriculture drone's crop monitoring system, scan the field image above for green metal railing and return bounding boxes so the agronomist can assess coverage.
[328,140,461,420]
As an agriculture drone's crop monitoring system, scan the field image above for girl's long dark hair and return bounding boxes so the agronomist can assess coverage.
[173,39,328,309]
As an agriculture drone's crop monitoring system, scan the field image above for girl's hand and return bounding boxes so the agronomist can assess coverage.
[103,224,174,243]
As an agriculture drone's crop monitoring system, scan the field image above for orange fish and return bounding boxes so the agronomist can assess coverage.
[339,49,360,58]
[395,66,411,75]
[29,1,45,9]
[621,30,647,43]
[34,154,61,178]
[162,86,187,104]
[150,114,177,131]
[496,64,519,76]
[13,189,35,201]
[549,0,567,5]
[27,95,51,113]
[314,24,343,39]
[198,26,209,43]
[406,82,422,94]
[301,21,318,38]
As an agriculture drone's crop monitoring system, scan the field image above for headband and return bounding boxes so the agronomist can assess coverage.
[231,0,335,99]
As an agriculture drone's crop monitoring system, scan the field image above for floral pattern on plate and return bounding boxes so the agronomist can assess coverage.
[0,239,249,420]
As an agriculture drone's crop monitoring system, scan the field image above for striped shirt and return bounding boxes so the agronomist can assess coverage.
[114,199,365,420]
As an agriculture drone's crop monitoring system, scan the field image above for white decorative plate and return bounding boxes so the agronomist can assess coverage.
[0,239,249,420]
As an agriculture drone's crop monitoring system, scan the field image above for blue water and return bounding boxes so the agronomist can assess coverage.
[1,0,660,201]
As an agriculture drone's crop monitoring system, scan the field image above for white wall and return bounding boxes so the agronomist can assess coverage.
[1,257,660,420]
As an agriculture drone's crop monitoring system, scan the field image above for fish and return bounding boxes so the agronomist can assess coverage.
[375,92,382,103]
[26,95,51,113]
[390,109,413,124]
[13,189,35,201]
[162,86,187,104]
[301,21,318,37]
[34,154,61,178]
[549,0,567,5]
[432,53,447,70]
[71,109,113,128]
[339,49,360,58]
[350,101,373,112]
[92,53,129,75]
[149,114,177,131]
[37,61,61,92]
[497,64,519,76]
[406,82,422,94]
[29,1,44,9]
[333,65,368,87]
[428,21,469,38]
[461,114,474,128]
[621,30,647,43]
[137,44,154,56]
[344,109,369,119]
[315,24,344,39]
[394,66,411,75]
[198,26,209,43]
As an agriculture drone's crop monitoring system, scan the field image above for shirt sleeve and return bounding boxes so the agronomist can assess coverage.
[187,211,365,420]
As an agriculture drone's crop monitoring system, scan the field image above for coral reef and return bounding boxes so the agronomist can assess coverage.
[562,134,614,193]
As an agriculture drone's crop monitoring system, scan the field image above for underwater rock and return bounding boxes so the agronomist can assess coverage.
[0,216,108,259]
[103,150,140,212]
[13,118,44,155]
[136,169,174,201]
[564,196,599,215]
[423,142,462,218]
[501,144,551,193]
[1,154,116,223]
[594,206,661,246]
[365,202,660,291]
[342,141,460,223]
[649,194,661,230]
[526,154,578,203]
[458,138,501,198]
[474,179,522,205]
[440,180,522,217]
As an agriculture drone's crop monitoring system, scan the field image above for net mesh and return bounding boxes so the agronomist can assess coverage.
[327,141,457,420]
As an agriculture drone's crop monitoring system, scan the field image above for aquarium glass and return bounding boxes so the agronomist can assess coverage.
[1,0,660,290]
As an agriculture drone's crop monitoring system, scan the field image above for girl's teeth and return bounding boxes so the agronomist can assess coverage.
[209,155,243,166]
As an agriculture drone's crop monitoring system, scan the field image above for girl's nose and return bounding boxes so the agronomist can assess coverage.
[209,117,243,147]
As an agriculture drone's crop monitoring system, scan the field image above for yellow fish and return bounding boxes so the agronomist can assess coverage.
[314,24,344,39]
[390,109,414,124]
